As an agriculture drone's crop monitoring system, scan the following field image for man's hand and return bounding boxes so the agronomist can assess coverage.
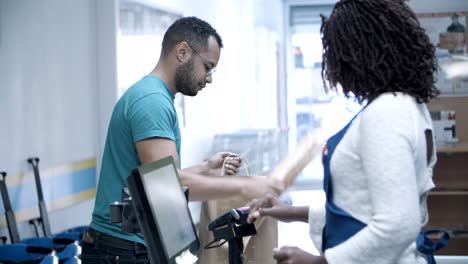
[205,152,242,176]
[273,246,327,264]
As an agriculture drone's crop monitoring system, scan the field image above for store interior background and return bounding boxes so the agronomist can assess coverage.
[1,0,467,261]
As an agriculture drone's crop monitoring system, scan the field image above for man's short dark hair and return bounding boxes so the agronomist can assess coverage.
[161,16,223,56]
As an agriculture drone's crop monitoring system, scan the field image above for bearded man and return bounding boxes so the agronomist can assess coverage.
[81,16,282,263]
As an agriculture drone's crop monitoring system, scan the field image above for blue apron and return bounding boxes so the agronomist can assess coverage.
[321,111,449,264]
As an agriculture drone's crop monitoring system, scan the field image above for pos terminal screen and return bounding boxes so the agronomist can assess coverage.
[127,156,199,263]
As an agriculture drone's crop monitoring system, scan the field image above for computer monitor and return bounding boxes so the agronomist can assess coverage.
[127,156,199,264]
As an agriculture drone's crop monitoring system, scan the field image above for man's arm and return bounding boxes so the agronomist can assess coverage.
[136,137,284,201]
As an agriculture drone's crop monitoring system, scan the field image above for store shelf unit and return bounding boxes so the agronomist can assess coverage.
[427,143,468,255]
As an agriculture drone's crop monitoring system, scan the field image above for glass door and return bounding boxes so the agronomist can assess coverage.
[285,3,362,189]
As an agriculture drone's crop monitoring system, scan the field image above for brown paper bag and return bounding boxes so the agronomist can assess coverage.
[197,197,277,264]
[197,133,323,264]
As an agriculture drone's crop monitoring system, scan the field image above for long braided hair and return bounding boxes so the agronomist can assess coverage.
[321,0,439,104]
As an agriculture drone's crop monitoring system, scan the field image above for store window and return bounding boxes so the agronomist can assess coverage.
[286,4,362,188]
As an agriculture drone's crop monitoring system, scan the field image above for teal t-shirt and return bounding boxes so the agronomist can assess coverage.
[90,75,181,244]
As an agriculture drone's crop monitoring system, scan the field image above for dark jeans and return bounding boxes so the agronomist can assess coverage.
[80,228,150,264]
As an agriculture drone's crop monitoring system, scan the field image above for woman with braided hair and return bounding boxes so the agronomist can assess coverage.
[247,0,448,263]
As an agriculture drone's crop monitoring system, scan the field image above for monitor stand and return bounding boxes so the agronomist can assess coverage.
[228,237,244,264]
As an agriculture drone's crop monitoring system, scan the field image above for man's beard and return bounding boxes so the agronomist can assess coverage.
[175,58,199,96]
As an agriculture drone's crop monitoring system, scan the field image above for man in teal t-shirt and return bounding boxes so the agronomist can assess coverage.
[81,17,283,263]
[91,74,182,245]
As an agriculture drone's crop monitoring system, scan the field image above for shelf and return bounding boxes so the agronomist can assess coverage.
[437,142,468,153]
[430,190,468,195]
[427,232,468,240]
[432,233,468,256]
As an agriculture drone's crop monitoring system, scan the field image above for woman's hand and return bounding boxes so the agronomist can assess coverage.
[273,246,327,264]
[247,193,292,223]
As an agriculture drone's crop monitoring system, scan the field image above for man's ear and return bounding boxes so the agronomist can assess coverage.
[175,42,190,63]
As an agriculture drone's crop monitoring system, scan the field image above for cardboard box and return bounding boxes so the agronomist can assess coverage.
[439,32,465,51]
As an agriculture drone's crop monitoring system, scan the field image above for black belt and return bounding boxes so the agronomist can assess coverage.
[84,228,147,254]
